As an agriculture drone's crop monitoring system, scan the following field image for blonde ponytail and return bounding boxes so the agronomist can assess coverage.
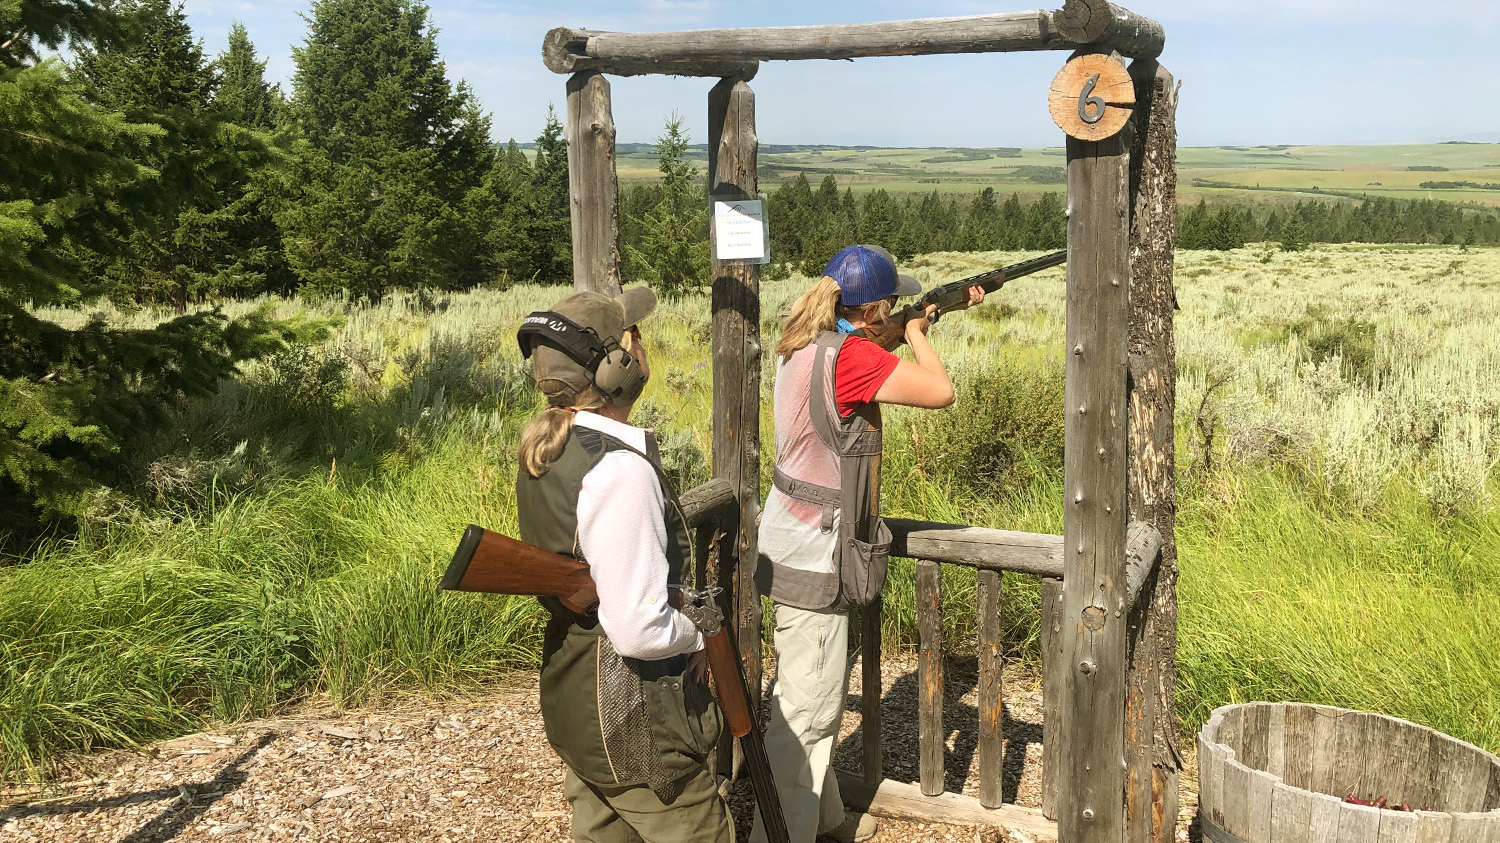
[519,385,608,477]
[776,276,896,359]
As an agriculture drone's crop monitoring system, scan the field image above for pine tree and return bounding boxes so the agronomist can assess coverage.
[622,116,710,299]
[215,22,281,130]
[525,107,572,285]
[1,1,287,535]
[73,0,288,307]
[280,0,494,298]
[1279,212,1309,252]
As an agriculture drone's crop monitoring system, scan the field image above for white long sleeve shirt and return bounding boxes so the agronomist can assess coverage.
[573,412,703,660]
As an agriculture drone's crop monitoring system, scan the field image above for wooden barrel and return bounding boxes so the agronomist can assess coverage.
[1197,702,1500,842]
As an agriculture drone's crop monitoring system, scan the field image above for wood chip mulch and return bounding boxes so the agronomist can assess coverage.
[1,654,1198,843]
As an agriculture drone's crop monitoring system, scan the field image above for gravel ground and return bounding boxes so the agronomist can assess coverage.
[0,654,1198,843]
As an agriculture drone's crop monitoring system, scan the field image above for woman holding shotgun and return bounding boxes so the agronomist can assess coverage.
[513,288,731,843]
[752,245,982,843]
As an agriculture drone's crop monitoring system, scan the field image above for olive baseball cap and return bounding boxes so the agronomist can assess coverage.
[824,244,922,306]
[529,287,657,402]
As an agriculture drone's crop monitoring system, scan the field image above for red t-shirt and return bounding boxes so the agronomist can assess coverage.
[834,335,901,417]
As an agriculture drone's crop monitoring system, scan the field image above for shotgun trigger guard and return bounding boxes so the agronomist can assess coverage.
[670,584,723,636]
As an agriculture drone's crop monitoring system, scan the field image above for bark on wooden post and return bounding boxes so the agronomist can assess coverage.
[1125,59,1180,843]
[1058,96,1133,843]
[977,569,1005,809]
[565,71,620,295]
[707,75,763,724]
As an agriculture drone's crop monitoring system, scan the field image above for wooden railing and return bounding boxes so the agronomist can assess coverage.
[682,482,1163,826]
[878,520,1067,810]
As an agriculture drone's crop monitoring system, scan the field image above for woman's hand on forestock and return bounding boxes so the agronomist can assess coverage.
[944,284,986,313]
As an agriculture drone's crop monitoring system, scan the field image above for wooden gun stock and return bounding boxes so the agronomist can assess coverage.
[440,524,598,614]
[441,525,788,843]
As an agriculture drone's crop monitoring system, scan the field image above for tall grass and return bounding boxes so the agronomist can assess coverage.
[5,245,1498,778]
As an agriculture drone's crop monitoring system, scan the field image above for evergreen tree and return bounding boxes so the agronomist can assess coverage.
[280,0,494,298]
[1,1,287,534]
[622,116,709,299]
[215,22,281,130]
[485,138,540,284]
[525,107,571,285]
[73,0,288,306]
[1279,211,1309,252]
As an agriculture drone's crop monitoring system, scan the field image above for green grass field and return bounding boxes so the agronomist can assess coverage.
[612,142,1500,206]
[4,246,1499,780]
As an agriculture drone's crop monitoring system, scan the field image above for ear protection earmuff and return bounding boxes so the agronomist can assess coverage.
[517,311,648,405]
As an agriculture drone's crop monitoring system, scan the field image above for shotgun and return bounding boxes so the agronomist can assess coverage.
[440,525,790,843]
[863,249,1068,350]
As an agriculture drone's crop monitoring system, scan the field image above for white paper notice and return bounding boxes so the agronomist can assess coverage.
[713,200,768,263]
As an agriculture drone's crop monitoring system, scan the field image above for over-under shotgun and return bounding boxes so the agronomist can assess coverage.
[863,248,1068,350]
[440,525,789,843]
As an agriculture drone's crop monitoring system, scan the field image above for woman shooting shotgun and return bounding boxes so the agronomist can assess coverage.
[511,288,731,843]
[751,245,982,843]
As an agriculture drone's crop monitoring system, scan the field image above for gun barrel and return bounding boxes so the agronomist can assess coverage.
[922,249,1068,316]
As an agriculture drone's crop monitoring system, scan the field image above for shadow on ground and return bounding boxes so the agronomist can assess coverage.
[0,733,275,843]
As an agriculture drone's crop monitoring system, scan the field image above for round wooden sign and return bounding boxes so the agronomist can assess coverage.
[1048,53,1135,141]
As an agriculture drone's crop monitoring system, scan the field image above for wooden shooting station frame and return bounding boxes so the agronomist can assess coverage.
[546,1,1180,840]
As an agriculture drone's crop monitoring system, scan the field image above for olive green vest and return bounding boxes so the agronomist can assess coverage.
[516,424,720,797]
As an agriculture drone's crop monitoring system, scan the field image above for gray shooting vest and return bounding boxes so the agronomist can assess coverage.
[762,332,892,610]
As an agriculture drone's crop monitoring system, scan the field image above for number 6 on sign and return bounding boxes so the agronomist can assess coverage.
[1049,54,1134,141]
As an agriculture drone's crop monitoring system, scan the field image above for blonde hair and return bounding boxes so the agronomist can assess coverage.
[776,276,894,359]
[518,386,609,477]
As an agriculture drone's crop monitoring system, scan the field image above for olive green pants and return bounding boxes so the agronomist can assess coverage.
[564,767,733,843]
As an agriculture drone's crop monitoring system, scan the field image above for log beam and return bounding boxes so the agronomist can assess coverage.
[545,29,758,78]
[887,519,1064,577]
[836,771,1057,838]
[680,478,736,528]
[1052,0,1165,59]
[1122,520,1163,610]
[543,13,1074,71]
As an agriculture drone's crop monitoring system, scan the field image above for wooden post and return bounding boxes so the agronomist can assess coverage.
[977,569,1004,809]
[565,71,621,295]
[707,75,763,726]
[1057,68,1133,843]
[1041,576,1064,820]
[917,559,944,797]
[1126,58,1180,843]
[862,599,883,786]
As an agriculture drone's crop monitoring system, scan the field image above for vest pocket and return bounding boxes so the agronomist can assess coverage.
[839,517,892,607]
[644,671,722,763]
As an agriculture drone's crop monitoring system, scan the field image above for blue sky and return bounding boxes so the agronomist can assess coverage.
[179,0,1500,149]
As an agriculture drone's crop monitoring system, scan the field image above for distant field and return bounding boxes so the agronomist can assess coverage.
[608,142,1500,207]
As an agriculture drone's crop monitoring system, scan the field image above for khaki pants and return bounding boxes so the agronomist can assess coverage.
[565,766,732,843]
[749,603,850,843]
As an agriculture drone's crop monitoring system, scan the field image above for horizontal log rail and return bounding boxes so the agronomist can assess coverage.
[542,4,1164,76]
[544,13,1063,73]
[682,478,736,528]
[1053,0,1165,60]
[1122,520,1164,610]
[887,519,1064,578]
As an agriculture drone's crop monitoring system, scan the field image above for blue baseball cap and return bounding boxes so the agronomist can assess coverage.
[824,244,923,306]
